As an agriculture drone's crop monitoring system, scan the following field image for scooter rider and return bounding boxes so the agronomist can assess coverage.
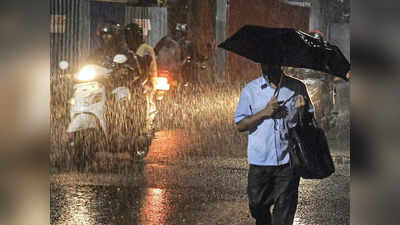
[86,21,140,87]
[124,22,158,133]
[124,22,157,82]
[63,21,156,160]
[88,21,125,65]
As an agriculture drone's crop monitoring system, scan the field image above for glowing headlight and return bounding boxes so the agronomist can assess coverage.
[59,60,69,70]
[75,65,97,81]
[154,77,170,91]
[69,98,76,105]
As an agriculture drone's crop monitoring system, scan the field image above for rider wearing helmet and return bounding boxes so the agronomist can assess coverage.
[124,22,158,132]
[124,22,157,82]
[153,23,195,86]
[99,22,121,47]
[124,22,144,53]
[87,21,130,67]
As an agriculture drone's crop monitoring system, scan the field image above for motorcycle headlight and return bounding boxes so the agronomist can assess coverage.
[75,65,97,81]
[69,98,76,105]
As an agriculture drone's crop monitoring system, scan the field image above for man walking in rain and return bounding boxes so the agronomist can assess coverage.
[235,64,314,225]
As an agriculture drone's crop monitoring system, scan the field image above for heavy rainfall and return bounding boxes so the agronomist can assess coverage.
[50,69,349,225]
[50,0,350,225]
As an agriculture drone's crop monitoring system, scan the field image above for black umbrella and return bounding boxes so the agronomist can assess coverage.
[218,25,350,81]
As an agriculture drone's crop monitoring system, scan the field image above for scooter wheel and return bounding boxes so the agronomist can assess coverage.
[66,129,102,170]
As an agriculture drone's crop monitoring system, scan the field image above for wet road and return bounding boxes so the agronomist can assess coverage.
[51,130,350,225]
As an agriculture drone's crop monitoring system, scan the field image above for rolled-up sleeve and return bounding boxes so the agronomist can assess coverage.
[234,88,252,124]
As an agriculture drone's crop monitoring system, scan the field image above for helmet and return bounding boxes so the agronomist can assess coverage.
[125,23,143,39]
[99,21,122,36]
[124,23,144,51]
[98,21,124,48]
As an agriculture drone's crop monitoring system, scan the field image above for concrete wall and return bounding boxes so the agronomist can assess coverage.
[309,0,326,34]
[329,22,350,62]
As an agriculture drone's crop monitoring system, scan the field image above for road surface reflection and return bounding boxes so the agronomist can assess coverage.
[51,130,183,225]
[139,188,170,225]
[147,129,195,161]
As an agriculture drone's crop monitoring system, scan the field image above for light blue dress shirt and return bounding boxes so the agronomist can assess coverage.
[235,75,314,166]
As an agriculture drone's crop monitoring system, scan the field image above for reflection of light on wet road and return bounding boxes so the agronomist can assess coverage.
[139,188,170,225]
[293,217,305,225]
[59,187,95,225]
[147,129,194,160]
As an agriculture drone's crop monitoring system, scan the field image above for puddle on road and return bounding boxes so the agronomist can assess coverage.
[51,185,172,225]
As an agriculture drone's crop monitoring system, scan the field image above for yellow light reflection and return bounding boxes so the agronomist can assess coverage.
[60,187,95,225]
[140,188,169,225]
[148,130,192,160]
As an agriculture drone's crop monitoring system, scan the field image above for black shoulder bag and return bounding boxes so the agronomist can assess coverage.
[288,110,335,179]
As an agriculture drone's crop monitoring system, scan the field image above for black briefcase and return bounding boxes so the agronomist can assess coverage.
[288,116,335,179]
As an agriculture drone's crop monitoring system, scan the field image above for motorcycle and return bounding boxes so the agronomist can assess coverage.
[59,53,169,165]
[151,56,195,129]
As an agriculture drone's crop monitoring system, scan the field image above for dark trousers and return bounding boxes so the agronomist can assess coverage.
[247,164,300,225]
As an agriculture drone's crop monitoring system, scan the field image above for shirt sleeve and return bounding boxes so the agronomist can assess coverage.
[234,88,252,124]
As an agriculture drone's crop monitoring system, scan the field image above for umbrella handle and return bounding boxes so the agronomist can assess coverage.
[273,72,285,98]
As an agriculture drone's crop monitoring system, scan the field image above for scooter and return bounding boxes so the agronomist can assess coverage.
[59,53,167,164]
[151,56,195,129]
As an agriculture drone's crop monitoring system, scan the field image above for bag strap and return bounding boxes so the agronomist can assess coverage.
[296,80,318,128]
[298,106,318,128]
[273,71,284,98]
[298,108,304,127]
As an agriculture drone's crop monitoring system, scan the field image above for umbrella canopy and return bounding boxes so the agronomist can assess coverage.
[218,25,350,81]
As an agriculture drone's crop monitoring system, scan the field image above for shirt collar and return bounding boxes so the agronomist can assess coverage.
[260,73,286,90]
[260,73,270,89]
